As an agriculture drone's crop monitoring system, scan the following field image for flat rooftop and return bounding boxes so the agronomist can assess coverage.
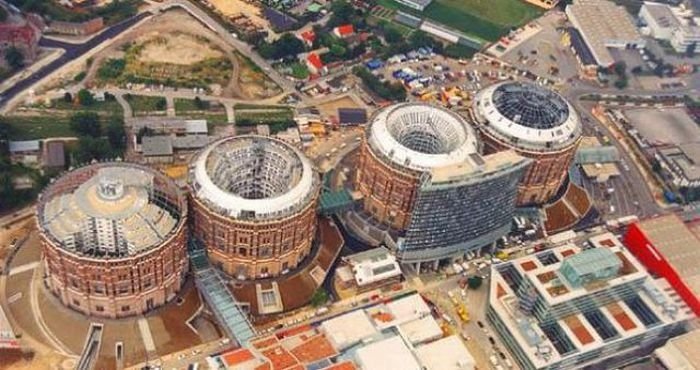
[566,0,643,66]
[624,108,700,146]
[489,235,691,368]
[639,214,700,298]
[655,328,700,369]
[658,143,700,181]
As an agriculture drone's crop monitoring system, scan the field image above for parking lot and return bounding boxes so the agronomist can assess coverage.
[496,11,580,83]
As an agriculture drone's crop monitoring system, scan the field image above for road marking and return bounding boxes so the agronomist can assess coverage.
[137,318,157,353]
[9,261,40,276]
[8,292,22,304]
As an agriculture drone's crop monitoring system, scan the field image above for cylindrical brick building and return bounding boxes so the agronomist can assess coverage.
[37,163,188,318]
[472,82,582,206]
[355,102,479,230]
[188,136,320,280]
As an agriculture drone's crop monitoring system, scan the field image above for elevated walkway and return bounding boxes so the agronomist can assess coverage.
[189,241,256,346]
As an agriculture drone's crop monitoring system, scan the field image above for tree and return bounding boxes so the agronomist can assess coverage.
[310,288,329,307]
[74,137,113,163]
[614,78,628,90]
[194,96,208,110]
[329,44,347,58]
[612,61,627,77]
[329,0,355,28]
[155,98,167,111]
[467,276,483,290]
[105,117,125,150]
[383,27,403,44]
[63,92,73,103]
[77,89,95,106]
[4,47,24,70]
[70,112,101,138]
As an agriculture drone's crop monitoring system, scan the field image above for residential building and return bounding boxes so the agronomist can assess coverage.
[188,136,320,280]
[333,24,355,38]
[471,82,582,206]
[671,25,700,54]
[37,163,189,318]
[353,103,530,270]
[306,52,327,75]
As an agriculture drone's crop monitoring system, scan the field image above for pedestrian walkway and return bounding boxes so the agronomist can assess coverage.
[9,261,40,276]
[189,244,256,346]
[137,318,156,353]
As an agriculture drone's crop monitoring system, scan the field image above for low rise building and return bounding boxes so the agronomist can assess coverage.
[207,293,474,370]
[488,235,691,370]
[566,0,645,67]
[339,247,402,291]
[624,214,700,316]
[8,140,40,166]
[392,0,433,11]
[654,328,700,370]
[656,143,700,198]
[639,2,700,54]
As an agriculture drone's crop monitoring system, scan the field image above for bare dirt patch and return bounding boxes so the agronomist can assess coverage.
[316,95,364,118]
[137,33,224,65]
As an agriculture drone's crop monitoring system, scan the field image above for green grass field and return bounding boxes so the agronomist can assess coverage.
[2,116,75,140]
[377,0,542,42]
[124,95,166,116]
[50,99,124,116]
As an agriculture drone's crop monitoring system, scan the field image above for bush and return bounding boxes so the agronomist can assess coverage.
[97,58,126,80]
[69,112,101,137]
[310,288,329,307]
[353,66,406,102]
[77,89,94,106]
[73,71,87,82]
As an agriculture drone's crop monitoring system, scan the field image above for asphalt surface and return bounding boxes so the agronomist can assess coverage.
[0,12,151,109]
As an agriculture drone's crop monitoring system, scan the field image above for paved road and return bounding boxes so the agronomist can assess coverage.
[0,12,151,109]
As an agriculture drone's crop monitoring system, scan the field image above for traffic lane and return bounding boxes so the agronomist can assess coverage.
[575,101,659,213]
[0,12,151,107]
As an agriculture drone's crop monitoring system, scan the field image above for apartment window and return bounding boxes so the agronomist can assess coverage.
[143,279,152,289]
[261,267,269,274]
[96,305,104,312]
[73,299,81,307]
[121,305,130,312]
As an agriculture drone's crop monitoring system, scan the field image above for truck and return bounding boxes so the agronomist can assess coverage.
[457,304,470,322]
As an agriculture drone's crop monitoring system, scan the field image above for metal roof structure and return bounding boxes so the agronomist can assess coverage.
[473,82,581,151]
[39,164,183,258]
[190,247,256,345]
[367,103,478,171]
[189,135,319,219]
[8,140,40,153]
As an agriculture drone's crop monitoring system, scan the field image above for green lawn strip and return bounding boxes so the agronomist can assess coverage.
[3,116,74,140]
[289,63,310,80]
[125,95,167,116]
[174,98,225,114]
[50,99,124,115]
[2,114,125,140]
